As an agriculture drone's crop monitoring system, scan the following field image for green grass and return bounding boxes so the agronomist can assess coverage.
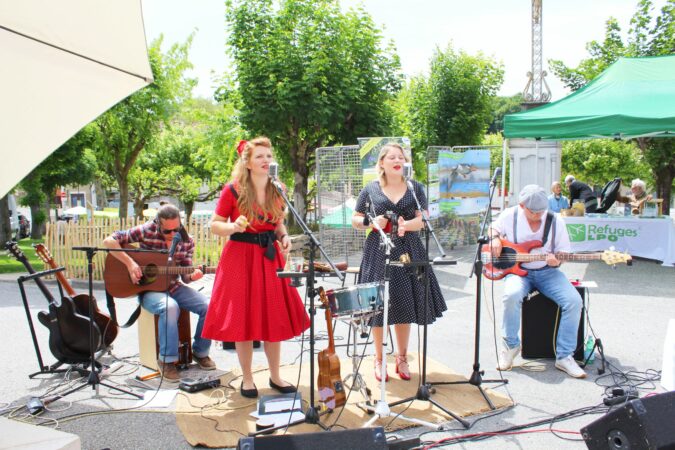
[0,239,45,274]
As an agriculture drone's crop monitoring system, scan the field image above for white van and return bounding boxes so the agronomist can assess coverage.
[8,194,18,236]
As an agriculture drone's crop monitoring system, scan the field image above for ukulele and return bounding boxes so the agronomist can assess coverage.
[481,239,632,280]
[34,243,118,348]
[5,241,98,363]
[317,287,346,409]
[103,252,217,298]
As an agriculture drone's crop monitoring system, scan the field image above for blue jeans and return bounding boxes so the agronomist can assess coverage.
[502,267,582,360]
[140,286,211,363]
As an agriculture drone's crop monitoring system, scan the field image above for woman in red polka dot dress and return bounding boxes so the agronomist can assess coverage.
[202,137,309,398]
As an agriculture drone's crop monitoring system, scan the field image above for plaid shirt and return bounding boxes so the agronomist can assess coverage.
[112,221,195,294]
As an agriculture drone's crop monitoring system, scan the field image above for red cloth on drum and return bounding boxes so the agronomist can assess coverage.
[201,183,309,342]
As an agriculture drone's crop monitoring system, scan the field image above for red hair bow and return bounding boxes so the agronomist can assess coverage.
[236,140,248,155]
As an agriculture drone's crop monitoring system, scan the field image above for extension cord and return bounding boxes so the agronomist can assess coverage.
[26,397,44,415]
[603,392,639,406]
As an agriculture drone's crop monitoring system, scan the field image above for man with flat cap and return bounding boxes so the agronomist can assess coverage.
[486,185,585,378]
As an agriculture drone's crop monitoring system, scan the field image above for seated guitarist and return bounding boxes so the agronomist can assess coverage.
[488,185,586,379]
[103,204,214,381]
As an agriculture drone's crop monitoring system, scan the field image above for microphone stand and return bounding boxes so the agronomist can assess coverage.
[430,171,507,410]
[250,178,344,435]
[59,246,164,400]
[387,179,469,428]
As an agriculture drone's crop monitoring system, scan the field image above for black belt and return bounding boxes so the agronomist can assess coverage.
[230,231,277,260]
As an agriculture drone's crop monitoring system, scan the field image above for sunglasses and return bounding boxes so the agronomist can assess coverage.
[161,227,181,235]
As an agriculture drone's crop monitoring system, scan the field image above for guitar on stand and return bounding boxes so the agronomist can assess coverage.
[481,240,632,280]
[317,287,346,409]
[34,243,118,348]
[5,241,97,365]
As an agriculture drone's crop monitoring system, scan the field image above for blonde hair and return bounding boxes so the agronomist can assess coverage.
[376,143,410,187]
[231,137,285,225]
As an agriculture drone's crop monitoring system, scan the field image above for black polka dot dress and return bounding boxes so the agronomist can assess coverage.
[355,180,447,326]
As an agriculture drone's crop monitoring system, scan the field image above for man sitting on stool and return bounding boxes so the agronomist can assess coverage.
[488,185,585,378]
[103,204,214,381]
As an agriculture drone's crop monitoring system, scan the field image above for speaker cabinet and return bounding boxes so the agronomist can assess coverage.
[581,391,675,450]
[236,426,388,450]
[521,286,585,361]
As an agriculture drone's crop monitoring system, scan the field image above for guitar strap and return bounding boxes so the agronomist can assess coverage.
[105,290,141,329]
[513,209,555,251]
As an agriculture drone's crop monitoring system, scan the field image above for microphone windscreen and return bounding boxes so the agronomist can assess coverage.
[403,163,413,180]
[269,162,279,179]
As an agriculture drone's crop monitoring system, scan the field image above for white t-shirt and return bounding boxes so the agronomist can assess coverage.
[491,206,572,269]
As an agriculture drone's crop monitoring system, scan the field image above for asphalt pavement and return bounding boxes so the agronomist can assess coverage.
[0,244,673,449]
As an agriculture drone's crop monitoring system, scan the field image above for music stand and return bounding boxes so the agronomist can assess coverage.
[383,180,469,428]
[248,177,344,436]
[428,170,507,410]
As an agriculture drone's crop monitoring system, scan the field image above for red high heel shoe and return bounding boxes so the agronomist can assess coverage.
[374,358,389,382]
[396,354,411,380]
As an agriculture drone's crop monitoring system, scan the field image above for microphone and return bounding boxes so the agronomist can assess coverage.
[490,167,502,186]
[403,163,413,181]
[268,162,279,180]
[167,233,182,262]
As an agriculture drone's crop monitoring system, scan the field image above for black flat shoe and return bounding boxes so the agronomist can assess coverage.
[269,378,297,394]
[240,382,258,398]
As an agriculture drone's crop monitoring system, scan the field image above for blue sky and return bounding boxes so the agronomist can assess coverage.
[142,0,667,101]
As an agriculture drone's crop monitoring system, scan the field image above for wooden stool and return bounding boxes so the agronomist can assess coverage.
[138,307,192,370]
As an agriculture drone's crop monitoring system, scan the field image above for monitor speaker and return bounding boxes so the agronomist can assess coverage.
[581,390,675,450]
[236,426,388,450]
[521,286,585,361]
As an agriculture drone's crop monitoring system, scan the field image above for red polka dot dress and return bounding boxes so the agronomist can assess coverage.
[202,183,310,342]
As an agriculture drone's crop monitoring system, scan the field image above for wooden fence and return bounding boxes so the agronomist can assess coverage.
[43,217,227,282]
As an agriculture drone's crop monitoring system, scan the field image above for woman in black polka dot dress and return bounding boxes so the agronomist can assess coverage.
[351,143,447,381]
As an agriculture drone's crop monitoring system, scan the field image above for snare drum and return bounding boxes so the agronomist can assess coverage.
[326,282,383,317]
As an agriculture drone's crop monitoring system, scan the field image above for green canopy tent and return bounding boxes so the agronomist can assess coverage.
[504,56,675,140]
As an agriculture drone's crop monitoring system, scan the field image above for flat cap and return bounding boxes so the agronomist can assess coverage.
[519,184,548,212]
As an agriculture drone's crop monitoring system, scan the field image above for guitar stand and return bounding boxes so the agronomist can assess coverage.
[17,269,90,379]
[342,315,373,406]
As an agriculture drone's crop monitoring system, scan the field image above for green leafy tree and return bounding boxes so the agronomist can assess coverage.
[561,139,651,188]
[18,128,97,238]
[93,36,195,218]
[488,93,524,134]
[224,0,402,221]
[396,45,504,173]
[549,0,675,213]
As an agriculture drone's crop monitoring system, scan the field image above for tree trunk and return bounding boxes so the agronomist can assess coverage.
[654,170,673,217]
[118,179,129,219]
[0,195,12,243]
[30,203,43,240]
[133,196,145,221]
[94,179,107,210]
[293,170,307,224]
[185,200,194,223]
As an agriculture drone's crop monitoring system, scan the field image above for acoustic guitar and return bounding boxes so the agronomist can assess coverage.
[317,287,346,409]
[481,239,632,281]
[103,252,217,298]
[34,243,118,348]
[5,242,98,364]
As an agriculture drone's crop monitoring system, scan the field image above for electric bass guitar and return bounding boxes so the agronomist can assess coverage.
[34,243,118,348]
[317,287,346,409]
[481,239,632,281]
[103,252,217,298]
[5,241,98,363]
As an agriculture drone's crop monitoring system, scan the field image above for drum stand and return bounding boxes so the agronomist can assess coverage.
[343,314,373,405]
[359,211,439,429]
